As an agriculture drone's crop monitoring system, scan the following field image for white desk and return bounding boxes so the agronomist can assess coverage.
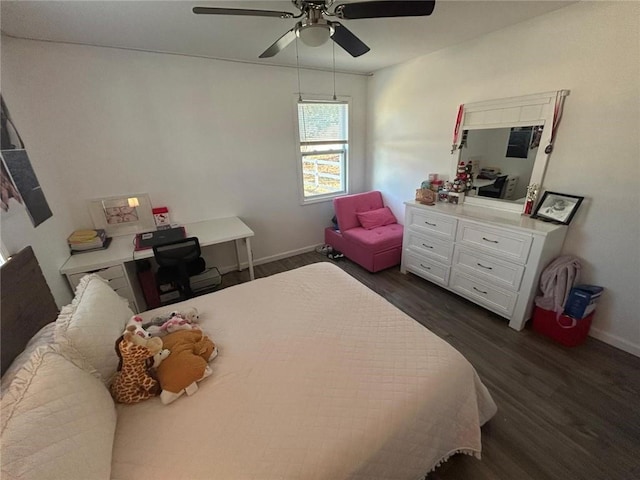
[60,216,254,312]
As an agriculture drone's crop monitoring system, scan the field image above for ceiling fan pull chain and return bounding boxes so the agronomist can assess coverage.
[332,41,337,101]
[296,38,302,102]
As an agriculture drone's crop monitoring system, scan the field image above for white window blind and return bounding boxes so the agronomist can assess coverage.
[296,100,349,203]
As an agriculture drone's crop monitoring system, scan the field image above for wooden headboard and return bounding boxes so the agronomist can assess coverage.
[1,246,59,376]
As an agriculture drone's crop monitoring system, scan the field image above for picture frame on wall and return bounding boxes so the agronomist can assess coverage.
[88,193,155,236]
[531,191,584,225]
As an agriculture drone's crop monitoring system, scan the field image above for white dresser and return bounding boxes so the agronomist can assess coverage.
[401,201,567,330]
[503,176,518,200]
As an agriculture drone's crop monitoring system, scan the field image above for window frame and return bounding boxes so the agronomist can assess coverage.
[294,95,351,205]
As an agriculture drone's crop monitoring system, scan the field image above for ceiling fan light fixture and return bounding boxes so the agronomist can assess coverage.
[297,23,334,47]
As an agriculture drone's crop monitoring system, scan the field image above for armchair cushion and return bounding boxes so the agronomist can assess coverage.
[356,207,397,230]
[343,224,404,251]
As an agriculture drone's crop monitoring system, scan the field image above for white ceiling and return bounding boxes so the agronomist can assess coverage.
[1,0,575,75]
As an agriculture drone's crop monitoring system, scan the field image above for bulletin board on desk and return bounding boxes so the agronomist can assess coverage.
[88,193,155,237]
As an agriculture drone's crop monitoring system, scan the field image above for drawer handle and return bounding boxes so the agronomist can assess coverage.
[473,286,488,295]
[421,243,434,249]
[424,221,436,226]
[482,237,499,244]
[477,263,493,270]
[420,263,431,270]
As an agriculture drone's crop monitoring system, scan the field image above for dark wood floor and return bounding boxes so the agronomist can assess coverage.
[220,252,640,480]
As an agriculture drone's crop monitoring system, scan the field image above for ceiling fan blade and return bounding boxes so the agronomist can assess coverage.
[330,23,370,58]
[334,0,436,20]
[193,6,295,19]
[259,28,297,58]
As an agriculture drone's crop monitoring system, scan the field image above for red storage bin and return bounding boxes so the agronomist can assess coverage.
[532,306,593,347]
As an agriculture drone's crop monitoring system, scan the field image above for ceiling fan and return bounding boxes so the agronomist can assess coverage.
[193,0,436,58]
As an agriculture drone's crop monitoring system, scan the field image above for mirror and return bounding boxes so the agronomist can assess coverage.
[459,125,543,202]
[452,90,569,213]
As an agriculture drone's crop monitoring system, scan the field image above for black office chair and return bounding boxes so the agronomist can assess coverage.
[153,237,206,301]
[478,175,508,199]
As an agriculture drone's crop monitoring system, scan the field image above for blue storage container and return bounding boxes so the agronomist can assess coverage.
[563,285,603,319]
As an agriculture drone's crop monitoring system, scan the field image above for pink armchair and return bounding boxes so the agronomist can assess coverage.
[324,191,403,273]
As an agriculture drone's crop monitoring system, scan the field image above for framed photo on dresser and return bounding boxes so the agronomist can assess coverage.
[531,191,584,225]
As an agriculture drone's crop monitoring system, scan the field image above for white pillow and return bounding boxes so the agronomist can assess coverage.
[55,274,134,383]
[1,323,56,398]
[1,345,116,480]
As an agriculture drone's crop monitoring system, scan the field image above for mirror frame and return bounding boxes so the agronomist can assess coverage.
[453,90,569,213]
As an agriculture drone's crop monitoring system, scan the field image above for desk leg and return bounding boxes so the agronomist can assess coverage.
[246,237,255,280]
[234,238,255,281]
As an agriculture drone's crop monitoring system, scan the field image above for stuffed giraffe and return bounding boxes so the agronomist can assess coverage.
[110,326,164,404]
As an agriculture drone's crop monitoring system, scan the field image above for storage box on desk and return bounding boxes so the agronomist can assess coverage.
[532,307,594,347]
[563,285,603,320]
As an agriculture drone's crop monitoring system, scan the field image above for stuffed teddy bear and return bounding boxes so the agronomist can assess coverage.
[180,307,200,323]
[110,325,164,404]
[155,329,218,405]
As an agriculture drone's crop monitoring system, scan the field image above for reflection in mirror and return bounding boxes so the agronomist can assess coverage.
[460,126,543,202]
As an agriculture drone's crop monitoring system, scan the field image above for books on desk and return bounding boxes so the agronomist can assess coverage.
[134,226,186,251]
[67,229,110,254]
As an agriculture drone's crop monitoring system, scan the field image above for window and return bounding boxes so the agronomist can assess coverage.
[0,242,9,266]
[296,99,349,203]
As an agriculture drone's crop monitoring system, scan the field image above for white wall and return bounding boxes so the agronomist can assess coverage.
[1,37,368,306]
[367,1,640,356]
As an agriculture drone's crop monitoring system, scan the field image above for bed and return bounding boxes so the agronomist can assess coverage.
[1,246,496,480]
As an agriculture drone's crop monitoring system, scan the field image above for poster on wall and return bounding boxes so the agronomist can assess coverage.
[1,157,23,213]
[0,95,52,227]
[506,127,533,158]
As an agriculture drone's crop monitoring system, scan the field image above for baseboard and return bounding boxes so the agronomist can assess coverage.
[216,244,321,275]
[589,327,640,358]
[253,244,322,266]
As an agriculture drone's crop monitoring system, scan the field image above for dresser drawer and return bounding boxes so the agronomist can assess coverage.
[68,264,125,289]
[453,245,525,291]
[404,252,450,287]
[106,276,129,291]
[456,221,532,264]
[450,270,518,317]
[408,209,457,240]
[405,230,454,265]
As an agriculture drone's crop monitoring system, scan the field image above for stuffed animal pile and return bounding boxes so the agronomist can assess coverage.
[143,307,201,337]
[110,307,217,405]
